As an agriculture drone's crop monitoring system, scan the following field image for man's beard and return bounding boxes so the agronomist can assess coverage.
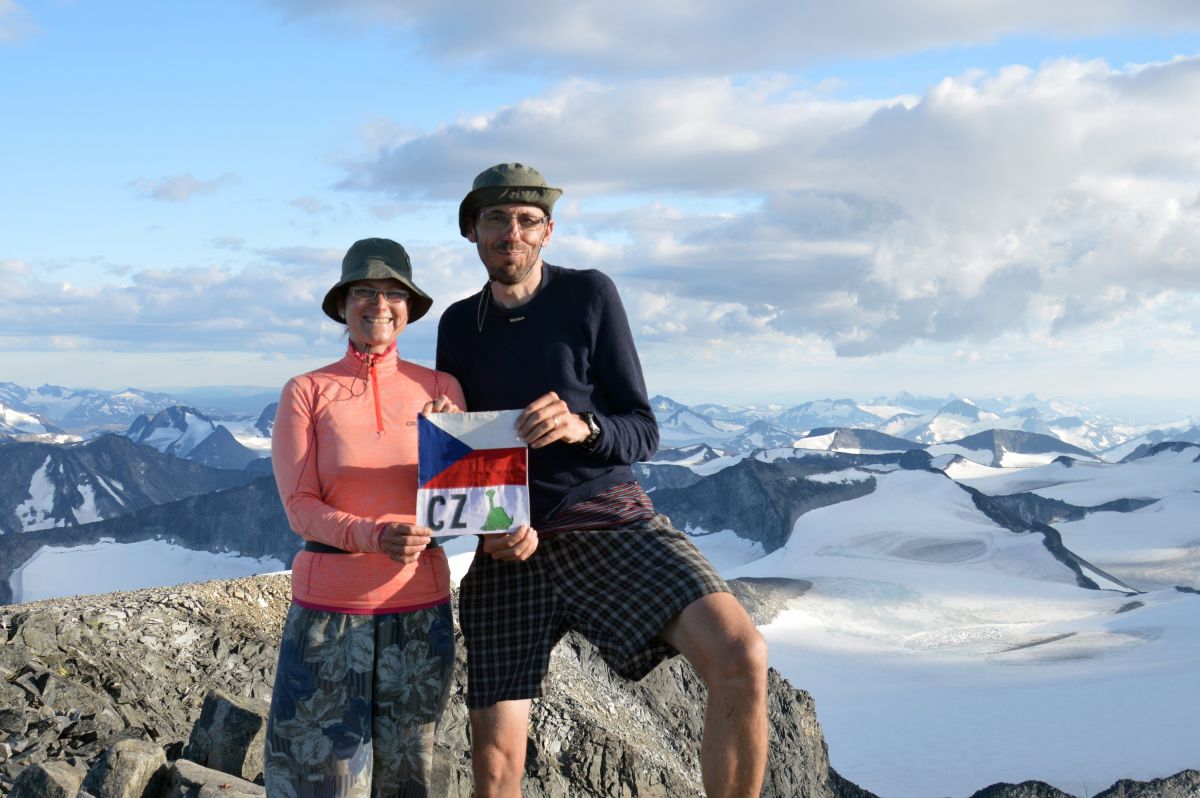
[485,244,541,285]
[488,261,536,285]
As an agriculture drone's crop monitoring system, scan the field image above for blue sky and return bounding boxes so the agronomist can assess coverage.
[3,1,1199,417]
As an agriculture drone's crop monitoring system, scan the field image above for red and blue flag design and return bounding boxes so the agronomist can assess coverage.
[417,410,529,535]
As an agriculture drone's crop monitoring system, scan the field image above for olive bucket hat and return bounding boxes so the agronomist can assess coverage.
[458,162,563,237]
[321,237,434,323]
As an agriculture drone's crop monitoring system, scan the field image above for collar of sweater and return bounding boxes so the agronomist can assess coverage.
[340,340,400,375]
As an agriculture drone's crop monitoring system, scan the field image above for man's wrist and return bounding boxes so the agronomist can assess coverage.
[575,411,602,450]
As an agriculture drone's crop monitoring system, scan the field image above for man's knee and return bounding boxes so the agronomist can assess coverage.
[713,627,769,696]
[682,607,769,697]
[470,702,531,790]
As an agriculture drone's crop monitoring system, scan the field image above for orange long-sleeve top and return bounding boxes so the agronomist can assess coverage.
[271,341,467,614]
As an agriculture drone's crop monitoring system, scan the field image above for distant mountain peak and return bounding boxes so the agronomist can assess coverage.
[650,395,689,413]
[125,405,219,460]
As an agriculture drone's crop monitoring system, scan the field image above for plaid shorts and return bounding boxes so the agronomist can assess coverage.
[459,513,728,709]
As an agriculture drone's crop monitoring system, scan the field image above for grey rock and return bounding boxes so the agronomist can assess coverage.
[651,455,879,553]
[253,403,277,439]
[164,759,265,798]
[0,708,29,736]
[81,738,166,798]
[1094,769,1200,798]
[7,759,85,798]
[632,461,705,492]
[176,425,259,471]
[799,427,923,453]
[968,781,1076,798]
[950,429,1100,467]
[727,576,813,626]
[182,690,268,783]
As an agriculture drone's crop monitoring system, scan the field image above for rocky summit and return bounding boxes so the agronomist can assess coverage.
[0,574,1197,798]
[0,573,846,798]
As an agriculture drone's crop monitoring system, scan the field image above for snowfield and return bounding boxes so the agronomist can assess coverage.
[8,539,286,604]
[691,456,1200,797]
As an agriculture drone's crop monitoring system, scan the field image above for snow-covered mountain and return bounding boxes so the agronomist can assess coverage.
[1101,419,1200,462]
[773,399,886,434]
[0,383,185,432]
[926,428,1102,468]
[647,443,728,465]
[721,419,800,453]
[0,400,63,438]
[124,405,259,468]
[652,392,1181,460]
[877,397,1006,442]
[689,402,785,425]
[648,394,690,422]
[0,435,252,536]
[126,406,217,457]
[652,395,743,447]
[793,427,923,454]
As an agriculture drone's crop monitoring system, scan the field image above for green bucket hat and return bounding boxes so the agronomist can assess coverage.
[321,238,434,323]
[458,163,563,237]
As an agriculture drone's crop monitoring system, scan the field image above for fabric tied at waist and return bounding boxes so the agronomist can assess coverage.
[303,540,350,554]
[302,538,442,554]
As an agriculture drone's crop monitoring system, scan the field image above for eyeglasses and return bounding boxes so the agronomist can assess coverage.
[477,210,549,235]
[347,286,410,302]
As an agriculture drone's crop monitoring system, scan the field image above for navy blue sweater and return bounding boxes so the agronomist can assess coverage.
[436,264,659,526]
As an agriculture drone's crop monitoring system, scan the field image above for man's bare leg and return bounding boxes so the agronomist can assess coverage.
[470,699,532,798]
[660,592,769,798]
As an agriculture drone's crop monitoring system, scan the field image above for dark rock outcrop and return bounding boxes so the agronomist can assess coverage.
[183,427,259,472]
[650,455,880,552]
[253,404,276,439]
[949,429,1099,466]
[0,435,251,537]
[632,462,705,493]
[988,492,1159,528]
[1094,769,1200,798]
[798,427,924,453]
[1118,439,1200,463]
[0,574,850,798]
[968,781,1076,798]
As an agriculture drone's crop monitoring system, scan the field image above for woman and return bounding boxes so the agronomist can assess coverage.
[264,237,465,798]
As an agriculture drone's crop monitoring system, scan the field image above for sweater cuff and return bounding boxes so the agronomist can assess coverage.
[350,520,388,553]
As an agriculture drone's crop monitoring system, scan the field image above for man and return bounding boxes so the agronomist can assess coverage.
[436,163,768,798]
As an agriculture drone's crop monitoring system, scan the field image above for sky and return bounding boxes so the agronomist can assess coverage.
[3,1,1200,414]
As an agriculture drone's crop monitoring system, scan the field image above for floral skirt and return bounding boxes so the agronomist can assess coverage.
[263,601,455,798]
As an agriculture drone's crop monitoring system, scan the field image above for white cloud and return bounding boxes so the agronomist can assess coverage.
[273,0,1200,73]
[1,258,30,278]
[0,244,479,361]
[0,0,35,44]
[128,172,240,202]
[290,195,333,215]
[334,54,1200,363]
[339,77,888,198]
